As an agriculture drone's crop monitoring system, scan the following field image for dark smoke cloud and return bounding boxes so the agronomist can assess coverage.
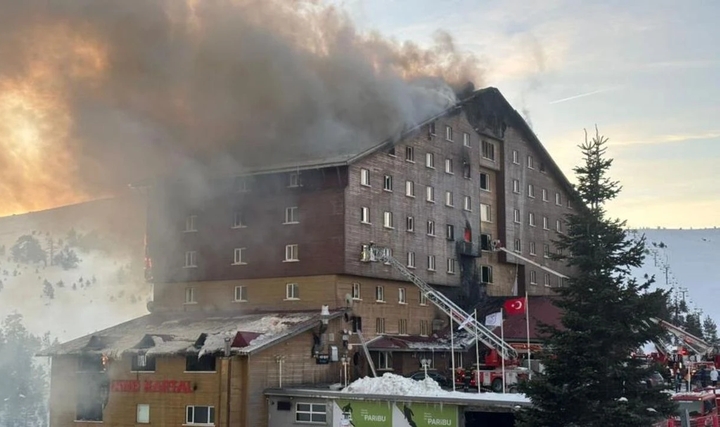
[0,0,483,214]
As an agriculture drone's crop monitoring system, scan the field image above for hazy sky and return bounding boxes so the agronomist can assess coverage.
[341,0,719,228]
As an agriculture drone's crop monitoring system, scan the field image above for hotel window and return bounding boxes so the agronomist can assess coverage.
[286,283,300,300]
[528,184,535,198]
[556,219,562,232]
[544,244,551,258]
[529,212,536,227]
[445,191,454,207]
[136,404,150,424]
[406,216,414,232]
[480,234,492,251]
[445,158,454,174]
[232,211,246,228]
[407,252,415,269]
[425,152,435,168]
[352,282,361,300]
[295,403,327,424]
[377,350,392,369]
[513,179,520,193]
[131,354,156,372]
[185,355,216,372]
[428,122,436,136]
[375,318,386,334]
[463,132,470,147]
[482,140,495,161]
[544,273,551,287]
[185,215,197,232]
[480,204,492,222]
[463,162,471,179]
[360,168,370,186]
[426,186,435,202]
[513,209,521,223]
[360,207,371,224]
[288,172,301,188]
[447,258,456,274]
[284,244,299,262]
[540,162,547,173]
[542,188,549,202]
[399,288,407,304]
[234,176,250,193]
[383,211,394,229]
[556,192,562,205]
[480,173,490,191]
[527,155,535,169]
[420,290,428,306]
[375,286,385,302]
[463,196,472,211]
[388,146,396,156]
[514,239,522,253]
[284,207,298,224]
[420,320,430,336]
[232,248,246,265]
[445,125,453,141]
[530,270,537,284]
[405,180,415,197]
[446,224,455,241]
[398,319,408,335]
[234,285,247,302]
[529,242,537,255]
[427,255,436,271]
[382,248,392,265]
[383,175,393,192]
[481,265,493,284]
[186,406,215,426]
[184,251,197,268]
[184,287,196,304]
[426,220,436,236]
[405,146,415,162]
[512,150,520,164]
[543,216,549,230]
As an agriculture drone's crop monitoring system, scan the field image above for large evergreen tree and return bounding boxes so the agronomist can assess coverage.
[703,315,718,346]
[517,130,676,427]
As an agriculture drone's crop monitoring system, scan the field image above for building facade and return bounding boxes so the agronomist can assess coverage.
[45,87,577,426]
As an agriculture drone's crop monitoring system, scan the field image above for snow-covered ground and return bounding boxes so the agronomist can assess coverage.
[342,373,530,403]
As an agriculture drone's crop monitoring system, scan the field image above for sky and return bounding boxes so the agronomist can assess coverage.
[339,0,720,228]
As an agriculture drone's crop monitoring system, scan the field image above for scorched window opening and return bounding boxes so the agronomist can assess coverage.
[185,354,217,372]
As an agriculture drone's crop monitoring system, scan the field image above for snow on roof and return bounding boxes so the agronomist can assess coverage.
[368,330,479,352]
[40,310,339,358]
[342,373,530,403]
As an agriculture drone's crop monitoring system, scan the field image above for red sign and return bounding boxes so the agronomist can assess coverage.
[110,380,193,393]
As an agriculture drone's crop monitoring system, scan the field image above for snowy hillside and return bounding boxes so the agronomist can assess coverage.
[0,195,150,343]
[630,228,720,324]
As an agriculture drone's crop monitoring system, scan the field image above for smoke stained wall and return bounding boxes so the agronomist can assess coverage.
[0,0,484,215]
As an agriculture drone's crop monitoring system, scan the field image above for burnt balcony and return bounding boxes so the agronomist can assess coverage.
[456,240,480,257]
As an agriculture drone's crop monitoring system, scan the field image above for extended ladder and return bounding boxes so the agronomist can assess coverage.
[361,244,518,361]
[355,329,377,377]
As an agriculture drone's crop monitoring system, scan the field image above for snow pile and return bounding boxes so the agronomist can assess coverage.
[246,315,311,347]
[341,373,531,403]
[198,315,313,356]
[343,373,444,396]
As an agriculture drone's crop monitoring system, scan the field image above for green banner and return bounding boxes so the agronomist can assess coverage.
[395,402,458,427]
[336,400,392,426]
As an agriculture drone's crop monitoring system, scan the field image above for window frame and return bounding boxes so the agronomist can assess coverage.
[419,291,428,306]
[398,318,408,335]
[445,158,454,174]
[445,125,453,141]
[383,211,394,229]
[528,184,535,198]
[530,270,537,284]
[184,287,196,304]
[514,239,522,253]
[445,191,454,207]
[529,242,537,256]
[375,286,385,302]
[463,132,470,147]
[375,318,386,334]
[406,216,414,232]
[377,351,392,369]
[482,140,495,161]
[447,258,456,274]
[232,211,246,229]
[405,146,415,163]
[295,403,327,424]
[405,180,415,197]
[513,179,520,193]
[398,287,407,304]
[512,150,520,165]
[513,209,521,223]
[185,215,197,232]
[285,283,300,300]
[284,244,299,262]
[527,155,534,169]
[529,212,536,227]
[480,204,492,222]
[284,206,299,224]
[426,186,435,202]
[232,247,246,265]
[427,255,436,272]
[351,282,361,300]
[360,168,370,186]
[426,220,436,236]
[136,404,150,424]
[234,285,247,302]
[186,405,216,426]
[288,172,301,188]
[425,152,435,169]
[479,173,490,191]
[406,252,415,269]
[383,175,393,192]
[360,207,371,224]
[463,195,472,211]
[481,265,493,284]
[184,251,198,268]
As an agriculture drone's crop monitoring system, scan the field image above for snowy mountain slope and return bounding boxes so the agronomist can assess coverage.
[629,228,720,324]
[0,195,150,343]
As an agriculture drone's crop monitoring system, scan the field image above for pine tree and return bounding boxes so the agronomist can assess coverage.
[703,315,718,345]
[684,312,703,339]
[516,130,676,427]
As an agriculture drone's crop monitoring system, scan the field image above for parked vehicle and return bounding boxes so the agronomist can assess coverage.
[407,371,451,388]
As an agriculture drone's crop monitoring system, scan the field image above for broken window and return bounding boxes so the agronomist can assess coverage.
[428,122,436,136]
[479,173,489,190]
[446,224,455,241]
[405,146,415,162]
[481,265,493,284]
[131,354,156,372]
[406,216,414,232]
[480,234,492,251]
[383,175,393,191]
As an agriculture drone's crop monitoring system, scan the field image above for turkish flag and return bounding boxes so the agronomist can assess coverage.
[504,297,526,315]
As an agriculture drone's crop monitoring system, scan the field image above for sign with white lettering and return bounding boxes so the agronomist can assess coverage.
[334,400,391,426]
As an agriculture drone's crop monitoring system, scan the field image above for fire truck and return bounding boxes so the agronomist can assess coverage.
[360,242,529,393]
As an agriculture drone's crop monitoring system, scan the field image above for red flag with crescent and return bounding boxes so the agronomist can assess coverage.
[504,297,526,315]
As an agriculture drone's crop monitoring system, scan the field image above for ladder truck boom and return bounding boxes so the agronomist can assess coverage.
[650,317,713,355]
[360,243,518,361]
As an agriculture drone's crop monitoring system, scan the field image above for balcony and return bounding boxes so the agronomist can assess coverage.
[456,240,480,257]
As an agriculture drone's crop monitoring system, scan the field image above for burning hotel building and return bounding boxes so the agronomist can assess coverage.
[42,87,576,426]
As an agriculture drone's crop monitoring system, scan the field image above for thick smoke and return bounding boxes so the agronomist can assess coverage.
[0,0,483,215]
